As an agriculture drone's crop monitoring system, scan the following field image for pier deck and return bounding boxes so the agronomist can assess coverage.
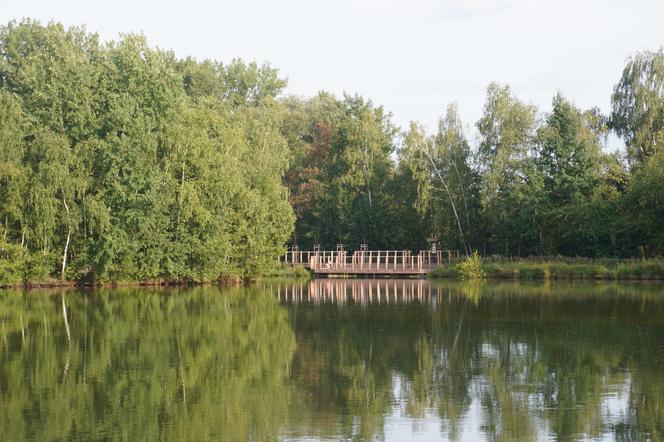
[282,250,459,278]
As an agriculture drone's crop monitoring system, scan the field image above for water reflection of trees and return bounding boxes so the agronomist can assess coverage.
[1,281,663,441]
[276,280,664,441]
[0,287,296,441]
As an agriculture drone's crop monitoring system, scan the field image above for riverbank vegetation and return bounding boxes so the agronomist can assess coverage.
[1,19,663,286]
[261,265,311,279]
[456,251,486,280]
[0,20,294,285]
[429,257,664,280]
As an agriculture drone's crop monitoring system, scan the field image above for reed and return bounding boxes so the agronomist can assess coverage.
[428,258,664,280]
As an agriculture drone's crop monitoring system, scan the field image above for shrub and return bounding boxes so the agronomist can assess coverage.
[591,265,610,279]
[457,252,486,280]
[0,242,26,286]
[24,251,58,283]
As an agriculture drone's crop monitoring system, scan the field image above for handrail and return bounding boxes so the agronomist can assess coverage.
[283,249,459,273]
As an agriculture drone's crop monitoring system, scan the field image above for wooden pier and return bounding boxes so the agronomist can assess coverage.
[282,249,459,278]
[281,250,344,269]
[275,279,438,304]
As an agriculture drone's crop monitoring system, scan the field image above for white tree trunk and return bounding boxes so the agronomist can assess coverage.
[61,193,71,280]
[61,293,71,342]
[422,144,469,256]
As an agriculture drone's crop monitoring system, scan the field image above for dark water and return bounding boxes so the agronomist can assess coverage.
[1,280,663,441]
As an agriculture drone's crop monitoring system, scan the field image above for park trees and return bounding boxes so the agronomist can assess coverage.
[0,20,97,280]
[399,105,480,256]
[611,48,664,167]
[534,95,607,255]
[282,94,400,250]
[0,20,294,284]
[2,18,664,287]
[620,151,664,256]
[476,83,541,256]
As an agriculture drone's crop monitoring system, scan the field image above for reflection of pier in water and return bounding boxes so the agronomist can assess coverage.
[274,279,465,305]
[281,250,460,277]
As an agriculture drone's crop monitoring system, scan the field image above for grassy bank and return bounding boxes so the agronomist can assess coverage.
[0,264,311,289]
[428,258,664,280]
[259,265,311,279]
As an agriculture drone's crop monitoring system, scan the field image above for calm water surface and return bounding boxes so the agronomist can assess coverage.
[1,279,663,441]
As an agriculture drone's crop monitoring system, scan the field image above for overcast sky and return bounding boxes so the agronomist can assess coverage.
[3,0,663,136]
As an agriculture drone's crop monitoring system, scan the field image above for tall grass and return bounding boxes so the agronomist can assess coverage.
[261,264,311,279]
[428,258,664,280]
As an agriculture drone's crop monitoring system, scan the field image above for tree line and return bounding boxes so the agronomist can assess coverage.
[284,53,664,259]
[0,20,294,283]
[0,19,663,284]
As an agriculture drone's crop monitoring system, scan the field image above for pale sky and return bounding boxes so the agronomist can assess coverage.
[3,0,663,137]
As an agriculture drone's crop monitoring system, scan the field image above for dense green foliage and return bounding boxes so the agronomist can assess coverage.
[0,20,293,284]
[286,57,664,259]
[0,19,662,285]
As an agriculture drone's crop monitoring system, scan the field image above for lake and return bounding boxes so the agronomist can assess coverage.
[1,279,663,441]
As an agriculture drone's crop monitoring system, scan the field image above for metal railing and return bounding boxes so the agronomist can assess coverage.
[311,250,433,272]
[281,250,344,267]
[282,249,460,273]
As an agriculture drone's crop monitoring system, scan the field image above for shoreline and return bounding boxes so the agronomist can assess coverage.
[0,278,248,290]
[0,267,313,290]
[3,261,664,289]
[428,259,664,281]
